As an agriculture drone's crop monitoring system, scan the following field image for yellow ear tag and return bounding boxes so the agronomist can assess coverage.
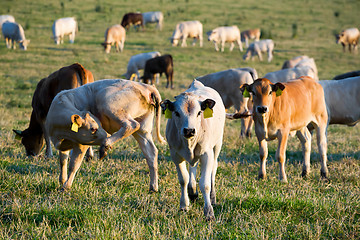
[276,88,283,97]
[243,88,250,98]
[71,122,79,132]
[15,134,21,140]
[203,107,213,119]
[165,108,172,119]
[130,73,137,81]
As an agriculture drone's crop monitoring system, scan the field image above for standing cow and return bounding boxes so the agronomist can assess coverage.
[243,39,274,62]
[125,51,161,80]
[335,28,360,53]
[241,28,261,48]
[2,21,30,50]
[101,24,126,53]
[0,15,15,38]
[52,17,77,44]
[142,54,174,88]
[207,26,243,52]
[171,20,203,47]
[121,12,144,31]
[161,80,226,220]
[142,11,163,30]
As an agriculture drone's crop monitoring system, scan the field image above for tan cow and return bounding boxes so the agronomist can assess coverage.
[241,28,261,48]
[101,24,126,53]
[335,28,360,53]
[45,79,165,192]
[240,77,329,182]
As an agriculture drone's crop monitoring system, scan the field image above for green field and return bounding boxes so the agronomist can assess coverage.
[1,0,359,238]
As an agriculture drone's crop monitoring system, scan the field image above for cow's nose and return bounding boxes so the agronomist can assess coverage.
[256,106,268,114]
[183,128,196,138]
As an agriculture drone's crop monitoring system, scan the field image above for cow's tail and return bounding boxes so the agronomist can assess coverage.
[151,90,166,144]
[71,63,87,86]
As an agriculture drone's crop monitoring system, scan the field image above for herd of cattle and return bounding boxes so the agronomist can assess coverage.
[2,11,360,221]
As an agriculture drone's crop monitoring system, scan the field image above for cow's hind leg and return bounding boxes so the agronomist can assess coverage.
[296,127,312,178]
[316,124,329,179]
[229,42,235,52]
[188,161,199,202]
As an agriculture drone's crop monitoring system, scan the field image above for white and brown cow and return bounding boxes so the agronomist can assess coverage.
[2,21,30,50]
[101,24,126,53]
[45,79,165,192]
[240,77,329,182]
[241,28,261,48]
[207,26,243,52]
[335,28,360,53]
[161,80,225,220]
[142,54,174,88]
[171,20,203,47]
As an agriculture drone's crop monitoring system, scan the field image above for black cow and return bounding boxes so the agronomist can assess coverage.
[142,54,174,89]
[121,13,144,31]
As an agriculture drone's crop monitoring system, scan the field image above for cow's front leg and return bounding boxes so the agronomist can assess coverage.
[181,37,187,47]
[237,39,243,52]
[214,42,219,51]
[316,124,329,179]
[276,130,289,183]
[200,150,215,220]
[172,152,190,211]
[258,138,268,179]
[59,150,70,185]
[221,41,225,52]
[42,123,53,159]
[267,49,273,62]
[188,161,198,201]
[296,127,311,177]
[229,42,235,52]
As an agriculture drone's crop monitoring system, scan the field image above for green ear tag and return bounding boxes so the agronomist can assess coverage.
[276,88,283,97]
[71,122,79,132]
[165,108,172,119]
[15,134,21,140]
[243,88,250,98]
[203,107,213,119]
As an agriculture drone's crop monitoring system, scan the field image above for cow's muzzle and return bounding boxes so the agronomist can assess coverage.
[183,128,196,139]
[256,106,268,114]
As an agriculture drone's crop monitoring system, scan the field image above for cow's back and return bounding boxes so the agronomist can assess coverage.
[2,22,25,41]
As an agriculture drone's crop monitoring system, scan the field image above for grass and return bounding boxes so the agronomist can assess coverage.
[1,0,360,238]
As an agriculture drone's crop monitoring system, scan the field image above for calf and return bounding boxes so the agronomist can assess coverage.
[243,39,274,62]
[241,28,261,48]
[171,20,203,47]
[240,77,329,182]
[101,24,126,53]
[52,17,77,44]
[281,55,309,69]
[45,79,165,192]
[142,11,163,30]
[142,54,174,88]
[125,51,161,80]
[333,70,360,80]
[263,65,316,83]
[121,12,144,31]
[335,28,360,53]
[161,80,225,220]
[2,21,30,50]
[13,63,94,158]
[207,26,243,52]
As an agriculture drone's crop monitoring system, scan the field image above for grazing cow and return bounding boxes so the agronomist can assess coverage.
[52,17,77,45]
[319,77,360,126]
[241,28,261,48]
[335,28,360,53]
[142,54,174,88]
[281,55,309,69]
[243,39,274,62]
[207,26,243,52]
[240,77,329,182]
[142,11,163,30]
[125,51,161,80]
[13,63,94,158]
[333,70,360,80]
[0,15,15,38]
[171,20,203,47]
[121,12,144,31]
[294,57,318,81]
[45,79,165,192]
[2,21,30,50]
[196,68,257,137]
[263,65,316,83]
[161,80,225,220]
[101,24,126,53]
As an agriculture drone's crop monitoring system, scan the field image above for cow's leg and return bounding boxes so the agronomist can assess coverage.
[181,37,187,47]
[229,42,235,52]
[245,38,249,48]
[199,150,215,220]
[85,146,94,162]
[5,38,10,48]
[191,37,197,46]
[69,32,75,43]
[241,117,253,138]
[132,131,159,192]
[211,140,222,205]
[257,49,263,61]
[62,144,88,190]
[188,161,198,201]
[199,35,203,47]
[237,39,243,52]
[276,130,289,183]
[316,124,329,179]
[12,40,16,49]
[172,152,190,211]
[267,49,273,62]
[41,123,53,158]
[155,73,160,84]
[341,43,345,52]
[59,150,70,185]
[296,127,311,178]
[221,41,225,52]
[349,44,352,53]
[115,42,119,52]
[120,40,124,52]
[214,42,219,51]
[258,138,268,179]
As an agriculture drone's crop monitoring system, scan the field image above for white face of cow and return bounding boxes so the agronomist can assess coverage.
[19,39,30,50]
[207,30,217,42]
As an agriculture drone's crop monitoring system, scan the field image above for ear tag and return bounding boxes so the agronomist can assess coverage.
[71,122,79,132]
[15,134,22,140]
[276,88,283,97]
[203,107,213,119]
[165,108,172,119]
[243,88,250,98]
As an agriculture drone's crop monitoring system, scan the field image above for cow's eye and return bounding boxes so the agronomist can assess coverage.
[174,111,180,117]
[269,91,272,95]
[197,111,201,117]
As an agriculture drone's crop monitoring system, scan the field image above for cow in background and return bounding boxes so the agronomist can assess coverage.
[241,28,261,48]
[171,20,203,47]
[243,39,274,62]
[2,21,30,50]
[13,63,94,158]
[263,65,317,83]
[335,28,360,53]
[281,55,309,69]
[52,17,77,44]
[121,13,144,31]
[0,15,15,38]
[125,51,161,81]
[142,11,163,30]
[101,24,126,53]
[142,54,174,88]
[207,26,243,52]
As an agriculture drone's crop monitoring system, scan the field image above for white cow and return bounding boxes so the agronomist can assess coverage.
[0,15,15,38]
[2,21,30,50]
[52,17,77,44]
[243,39,274,62]
[294,57,318,81]
[281,55,310,69]
[101,24,126,53]
[207,26,243,52]
[263,66,316,83]
[125,51,161,81]
[161,80,225,220]
[171,20,203,47]
[142,11,163,30]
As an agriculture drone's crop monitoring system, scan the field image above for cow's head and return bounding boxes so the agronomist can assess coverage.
[242,49,251,61]
[170,37,179,47]
[207,30,217,41]
[335,32,344,44]
[101,42,112,53]
[161,94,216,139]
[13,128,44,157]
[19,39,30,50]
[240,78,285,116]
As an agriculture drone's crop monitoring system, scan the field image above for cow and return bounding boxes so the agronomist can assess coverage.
[142,11,163,30]
[207,26,243,52]
[45,79,165,192]
[263,65,317,83]
[335,28,360,53]
[125,51,161,81]
[241,28,261,48]
[0,15,15,38]
[161,80,226,220]
[243,39,274,62]
[333,70,360,80]
[121,12,144,31]
[2,21,30,50]
[13,63,94,159]
[170,20,203,47]
[195,68,257,137]
[239,77,329,182]
[281,55,310,69]
[52,17,77,45]
[101,24,126,53]
[142,54,174,88]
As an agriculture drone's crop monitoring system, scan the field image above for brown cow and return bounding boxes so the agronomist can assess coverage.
[240,77,329,182]
[142,54,174,88]
[121,12,144,31]
[241,28,261,48]
[13,63,94,158]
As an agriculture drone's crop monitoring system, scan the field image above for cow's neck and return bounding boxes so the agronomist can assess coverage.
[180,135,199,162]
[28,110,44,134]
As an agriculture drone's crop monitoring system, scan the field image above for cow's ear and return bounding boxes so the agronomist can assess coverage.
[71,114,84,127]
[160,100,174,112]
[271,83,285,97]
[201,99,216,110]
[13,129,23,140]
[240,84,251,98]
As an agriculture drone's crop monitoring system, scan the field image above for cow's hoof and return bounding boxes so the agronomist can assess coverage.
[189,192,198,202]
[99,144,111,161]
[204,207,215,221]
[257,173,266,180]
[301,170,308,178]
[179,207,189,212]
[149,186,158,193]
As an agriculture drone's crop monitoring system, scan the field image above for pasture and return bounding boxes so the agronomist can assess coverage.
[1,0,359,238]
